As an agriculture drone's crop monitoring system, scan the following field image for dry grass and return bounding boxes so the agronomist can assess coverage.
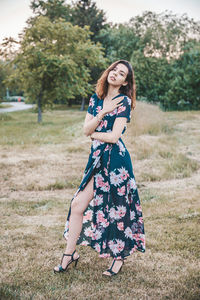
[0,102,200,300]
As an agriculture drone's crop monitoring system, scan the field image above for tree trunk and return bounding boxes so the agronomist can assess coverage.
[38,94,42,123]
[68,99,72,107]
[80,97,85,111]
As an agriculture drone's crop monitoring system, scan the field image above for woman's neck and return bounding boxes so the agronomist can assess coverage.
[106,86,120,99]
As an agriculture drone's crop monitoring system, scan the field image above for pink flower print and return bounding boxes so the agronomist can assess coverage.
[105,145,110,151]
[139,234,145,243]
[127,181,131,193]
[109,108,117,116]
[132,233,141,242]
[103,241,106,249]
[95,173,104,188]
[96,210,105,223]
[94,243,101,252]
[109,207,117,219]
[83,210,93,223]
[118,167,129,180]
[117,185,126,196]
[92,139,101,149]
[136,204,142,212]
[118,141,126,153]
[116,239,125,252]
[94,194,103,206]
[103,120,108,128]
[108,239,124,254]
[117,222,124,231]
[104,167,108,177]
[117,105,126,114]
[93,229,102,240]
[124,227,133,240]
[108,240,118,254]
[130,210,136,220]
[96,106,102,113]
[139,216,144,224]
[116,205,126,218]
[81,240,89,246]
[130,178,137,190]
[89,97,95,107]
[101,181,110,192]
[110,171,123,186]
[93,149,100,157]
[103,221,109,227]
[84,226,93,237]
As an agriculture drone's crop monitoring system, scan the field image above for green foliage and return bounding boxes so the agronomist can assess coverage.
[159,41,200,110]
[129,10,200,59]
[97,24,140,63]
[5,16,106,121]
[71,0,107,42]
[130,50,171,102]
[30,0,72,22]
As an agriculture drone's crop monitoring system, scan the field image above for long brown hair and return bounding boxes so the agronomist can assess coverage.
[96,60,136,110]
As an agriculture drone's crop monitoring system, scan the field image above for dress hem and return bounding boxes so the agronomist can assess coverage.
[63,233,145,259]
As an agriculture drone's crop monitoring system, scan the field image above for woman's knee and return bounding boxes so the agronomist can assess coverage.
[71,197,83,215]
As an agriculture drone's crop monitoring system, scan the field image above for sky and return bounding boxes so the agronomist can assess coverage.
[0,0,200,44]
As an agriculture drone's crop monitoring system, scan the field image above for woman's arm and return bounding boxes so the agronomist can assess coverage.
[83,96,124,136]
[83,110,105,136]
[90,117,127,143]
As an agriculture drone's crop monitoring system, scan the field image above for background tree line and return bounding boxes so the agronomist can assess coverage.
[0,0,200,122]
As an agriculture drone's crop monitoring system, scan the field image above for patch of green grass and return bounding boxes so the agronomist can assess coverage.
[0,109,85,145]
[0,114,14,121]
[67,146,86,153]
[163,153,199,179]
[25,176,82,191]
[0,104,13,108]
[0,199,61,216]
[0,284,21,300]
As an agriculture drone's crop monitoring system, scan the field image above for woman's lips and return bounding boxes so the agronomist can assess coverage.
[110,76,116,81]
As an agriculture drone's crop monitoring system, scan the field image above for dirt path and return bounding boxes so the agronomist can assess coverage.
[0,102,35,113]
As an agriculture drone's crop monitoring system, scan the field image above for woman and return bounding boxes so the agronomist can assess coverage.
[54,60,145,277]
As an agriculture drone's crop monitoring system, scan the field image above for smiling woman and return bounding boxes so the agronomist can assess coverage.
[54,60,145,277]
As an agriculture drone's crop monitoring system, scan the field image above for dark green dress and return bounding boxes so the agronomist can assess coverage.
[64,93,145,259]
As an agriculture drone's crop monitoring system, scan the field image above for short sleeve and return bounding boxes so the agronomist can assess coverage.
[115,96,131,123]
[87,94,95,115]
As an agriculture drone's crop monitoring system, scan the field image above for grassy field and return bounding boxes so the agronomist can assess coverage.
[0,104,13,109]
[0,102,200,300]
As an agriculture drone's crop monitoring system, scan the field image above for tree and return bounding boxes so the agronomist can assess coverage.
[30,0,72,22]
[4,16,106,122]
[97,24,140,63]
[159,41,200,110]
[130,50,171,103]
[129,10,200,60]
[29,0,108,110]
[71,0,107,42]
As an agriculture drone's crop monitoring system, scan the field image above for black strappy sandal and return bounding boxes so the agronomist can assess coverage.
[103,258,125,277]
[53,249,80,274]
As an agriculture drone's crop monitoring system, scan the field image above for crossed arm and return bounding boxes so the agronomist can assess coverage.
[83,112,127,144]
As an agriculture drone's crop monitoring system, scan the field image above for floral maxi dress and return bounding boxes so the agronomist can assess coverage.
[64,93,145,259]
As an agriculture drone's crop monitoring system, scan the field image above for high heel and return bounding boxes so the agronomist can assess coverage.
[102,258,126,277]
[54,249,79,274]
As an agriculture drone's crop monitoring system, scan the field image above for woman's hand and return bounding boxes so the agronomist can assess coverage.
[102,96,124,115]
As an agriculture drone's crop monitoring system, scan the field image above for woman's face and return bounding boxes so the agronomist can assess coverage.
[107,63,128,87]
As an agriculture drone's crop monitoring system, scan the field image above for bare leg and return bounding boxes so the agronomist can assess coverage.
[54,176,94,271]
